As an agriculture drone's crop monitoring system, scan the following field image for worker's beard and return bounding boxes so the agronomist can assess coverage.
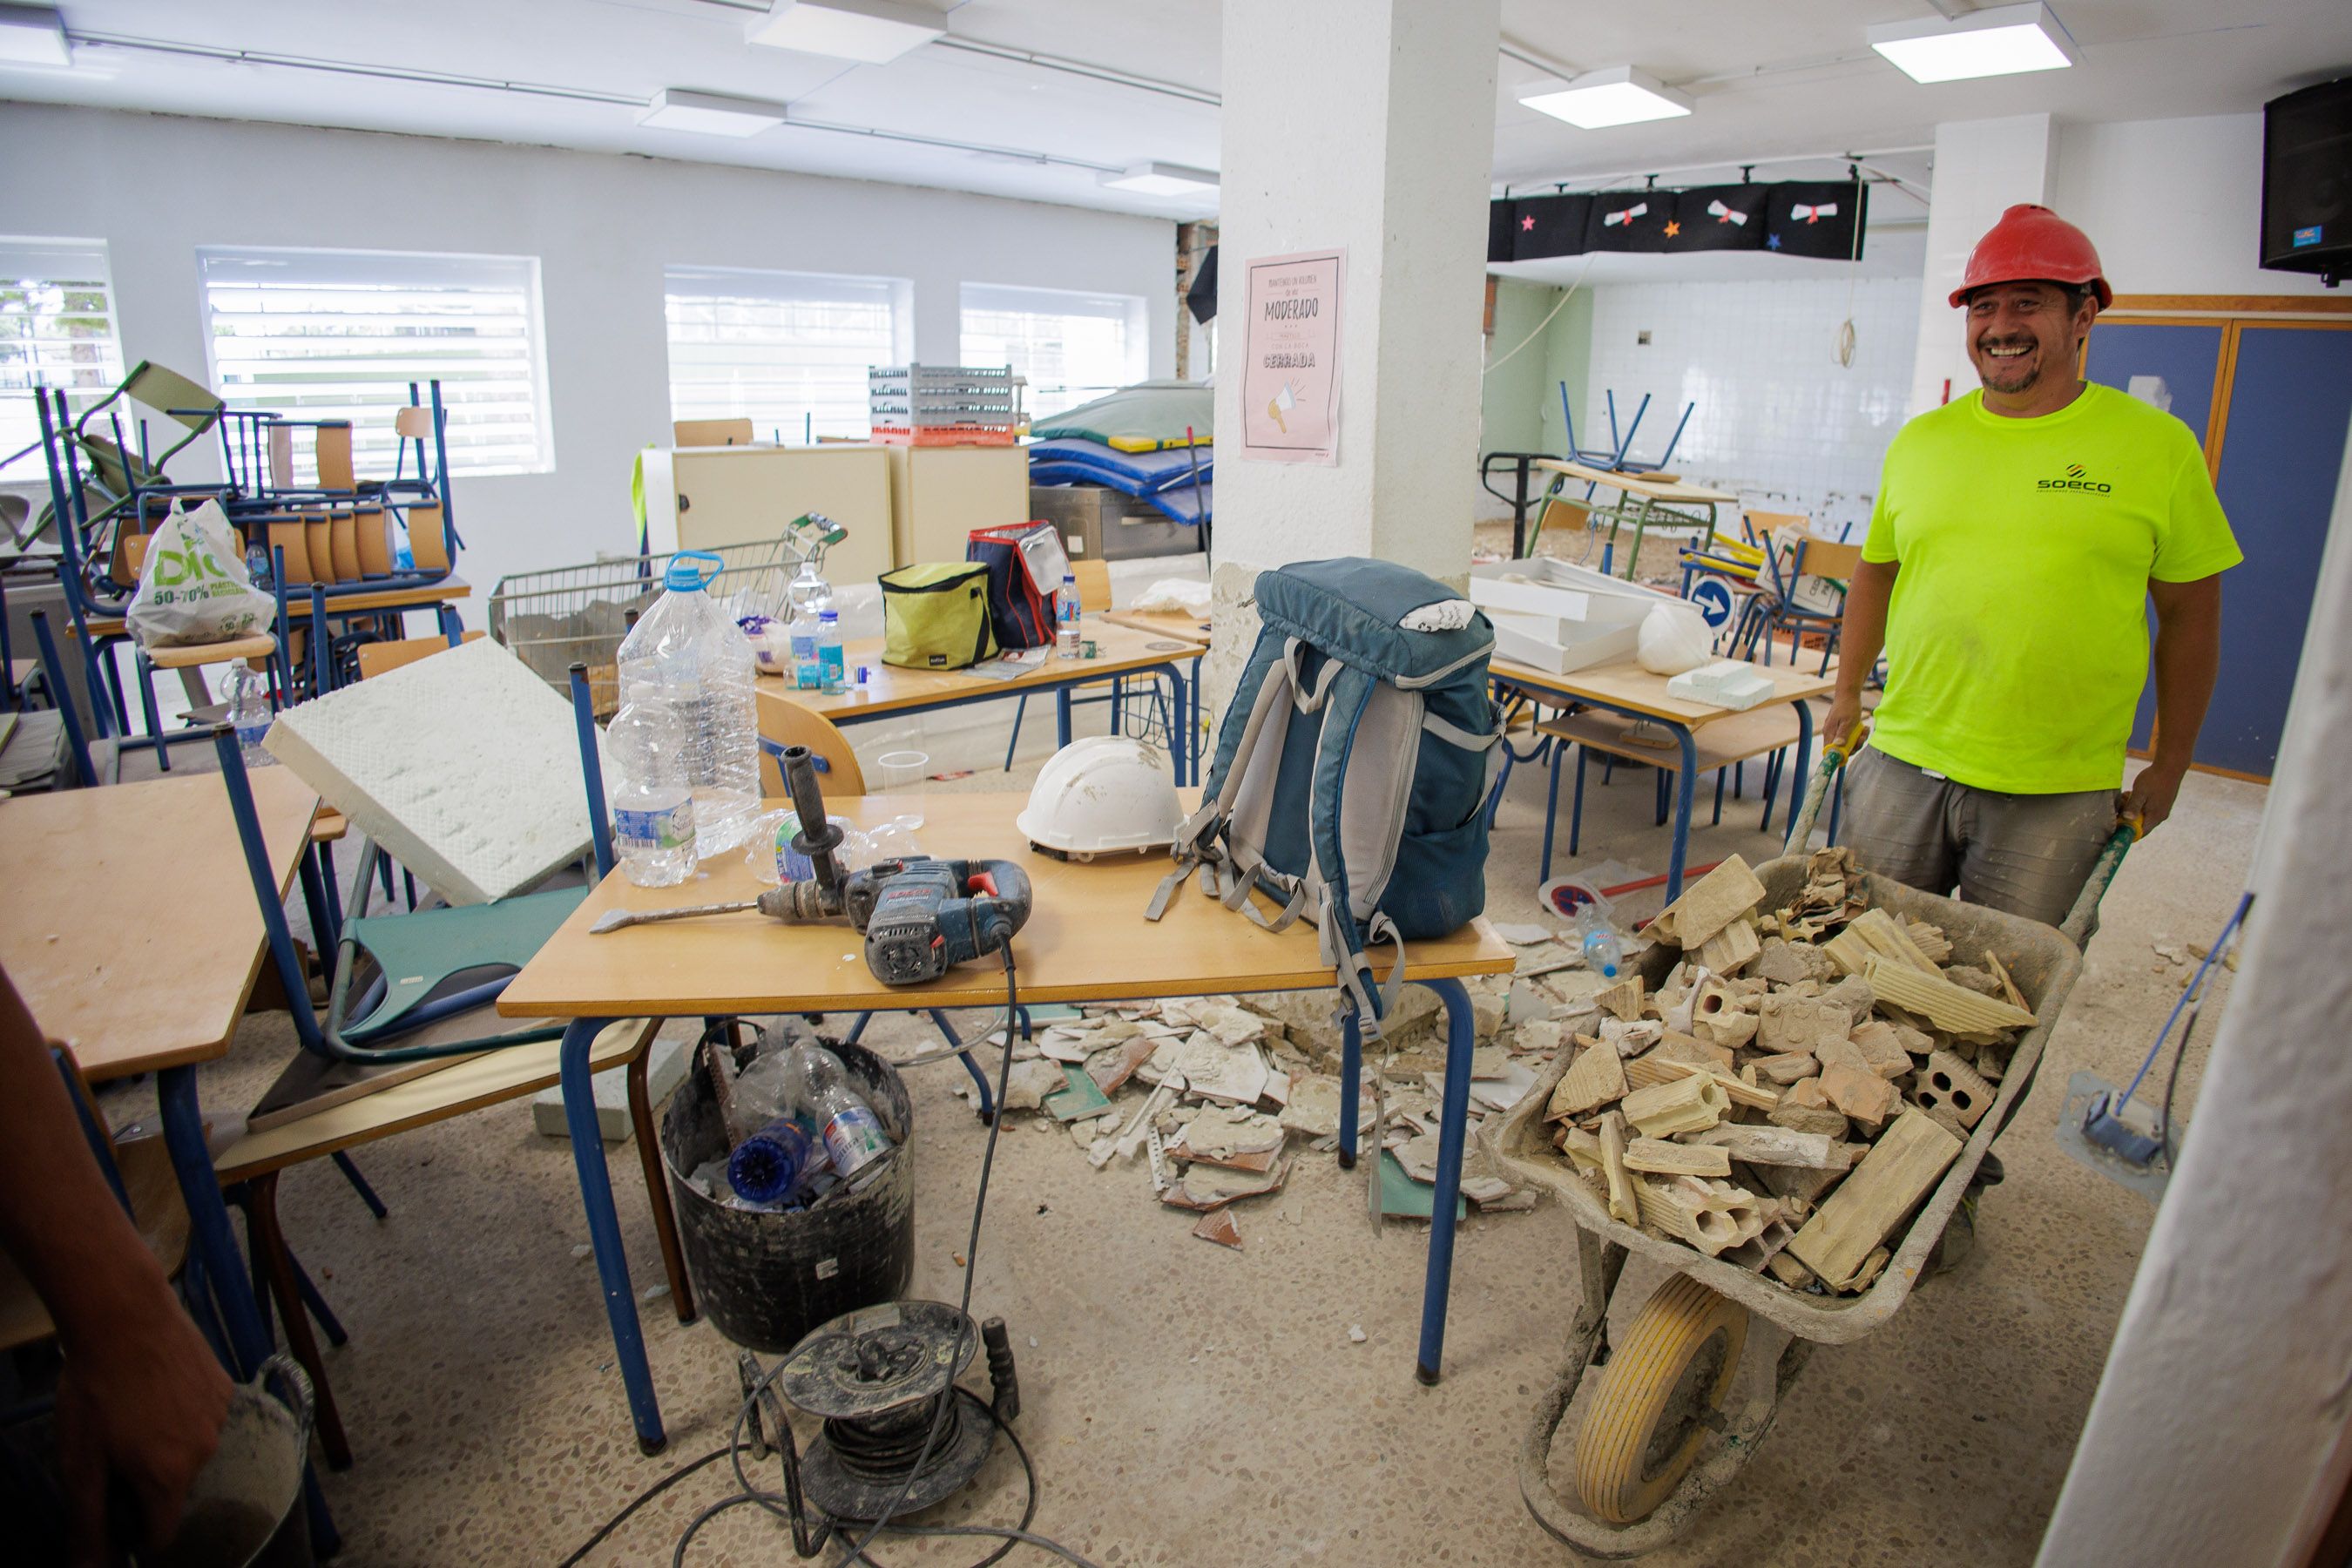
[1973,333,2046,395]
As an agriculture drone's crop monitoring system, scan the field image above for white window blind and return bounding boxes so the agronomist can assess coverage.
[0,238,125,483]
[199,247,551,480]
[960,283,1146,422]
[665,267,905,443]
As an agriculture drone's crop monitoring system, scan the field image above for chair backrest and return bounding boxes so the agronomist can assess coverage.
[757,696,867,796]
[393,406,434,442]
[116,361,221,434]
[1072,557,1112,613]
[1743,510,1808,548]
[674,417,756,448]
[267,422,294,490]
[1788,532,1866,580]
[314,422,357,492]
[356,630,483,681]
[405,503,450,572]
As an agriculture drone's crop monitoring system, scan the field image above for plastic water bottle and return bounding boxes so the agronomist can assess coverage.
[226,666,275,770]
[605,702,697,887]
[616,551,759,857]
[778,1042,894,1179]
[786,558,832,621]
[815,610,845,694]
[1574,906,1627,979]
[1057,572,1080,659]
[788,608,822,691]
[727,1117,821,1205]
[245,540,273,590]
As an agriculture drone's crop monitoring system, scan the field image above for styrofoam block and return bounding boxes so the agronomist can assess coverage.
[1667,660,1776,711]
[263,637,603,905]
[532,1036,687,1143]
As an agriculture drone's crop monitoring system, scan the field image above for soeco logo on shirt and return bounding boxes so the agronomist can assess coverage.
[2038,462,2112,494]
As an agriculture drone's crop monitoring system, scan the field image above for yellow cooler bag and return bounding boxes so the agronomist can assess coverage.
[879,563,998,670]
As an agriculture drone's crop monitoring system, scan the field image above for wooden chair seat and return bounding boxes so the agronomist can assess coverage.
[1538,704,1805,774]
[0,1134,191,1354]
[217,1017,657,1182]
[145,632,277,671]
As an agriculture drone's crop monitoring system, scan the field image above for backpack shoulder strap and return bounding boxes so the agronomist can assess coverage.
[1304,662,1408,1036]
[1147,632,1294,921]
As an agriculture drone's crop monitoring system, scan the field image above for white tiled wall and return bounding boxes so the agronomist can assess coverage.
[1580,276,1921,540]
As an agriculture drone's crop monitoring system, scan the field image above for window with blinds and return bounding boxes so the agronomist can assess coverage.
[959,283,1147,422]
[0,238,125,483]
[664,267,907,443]
[199,247,551,479]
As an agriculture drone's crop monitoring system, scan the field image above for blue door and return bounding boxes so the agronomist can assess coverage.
[2083,321,2225,751]
[2204,324,2352,776]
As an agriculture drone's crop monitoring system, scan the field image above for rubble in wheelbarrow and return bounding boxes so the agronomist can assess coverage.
[949,939,1633,1240]
[1537,848,2035,1295]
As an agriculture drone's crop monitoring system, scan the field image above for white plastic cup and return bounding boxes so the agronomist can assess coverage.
[877,750,929,791]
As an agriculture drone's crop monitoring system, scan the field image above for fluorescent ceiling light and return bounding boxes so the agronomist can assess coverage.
[1518,65,1693,130]
[747,0,944,64]
[637,89,788,137]
[0,6,71,68]
[1869,2,2078,84]
[1098,162,1220,197]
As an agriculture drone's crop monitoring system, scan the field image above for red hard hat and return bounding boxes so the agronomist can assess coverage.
[1948,204,2112,309]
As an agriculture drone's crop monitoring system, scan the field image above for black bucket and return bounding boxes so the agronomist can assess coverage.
[660,1039,916,1354]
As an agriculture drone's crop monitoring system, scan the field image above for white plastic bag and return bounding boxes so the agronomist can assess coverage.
[125,500,277,650]
[1636,601,1714,675]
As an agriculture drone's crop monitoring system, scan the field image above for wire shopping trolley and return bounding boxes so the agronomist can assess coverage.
[489,518,842,716]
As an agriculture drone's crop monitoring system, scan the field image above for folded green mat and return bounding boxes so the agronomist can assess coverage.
[1028,381,1213,452]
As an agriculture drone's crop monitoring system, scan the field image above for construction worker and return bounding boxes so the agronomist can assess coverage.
[1823,205,2240,928]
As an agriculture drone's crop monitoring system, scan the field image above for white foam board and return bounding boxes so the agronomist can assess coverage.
[264,638,603,905]
[532,1036,687,1143]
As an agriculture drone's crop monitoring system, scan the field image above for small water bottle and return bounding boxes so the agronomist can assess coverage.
[779,1042,894,1179]
[245,539,273,591]
[1573,906,1627,979]
[605,702,698,887]
[789,609,822,691]
[815,609,846,694]
[1057,573,1080,659]
[226,666,275,770]
[727,1117,821,1205]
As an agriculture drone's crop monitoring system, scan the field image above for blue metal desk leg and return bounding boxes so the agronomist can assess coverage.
[1539,742,1564,883]
[1056,686,1073,749]
[1414,977,1476,1385]
[559,1016,666,1454]
[1787,699,1815,841]
[1335,1011,1362,1172]
[1160,664,1191,787]
[1570,744,1589,859]
[159,1067,345,1556]
[925,1010,997,1121]
[1665,727,1699,901]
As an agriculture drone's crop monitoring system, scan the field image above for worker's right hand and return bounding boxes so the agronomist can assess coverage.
[1821,692,1869,761]
[57,1279,232,1565]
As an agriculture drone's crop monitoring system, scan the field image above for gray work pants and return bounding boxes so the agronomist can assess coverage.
[1840,748,2119,930]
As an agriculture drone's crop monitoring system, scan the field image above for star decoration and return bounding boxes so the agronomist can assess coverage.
[1663,220,1681,238]
[1521,214,1535,231]
[1767,233,1782,250]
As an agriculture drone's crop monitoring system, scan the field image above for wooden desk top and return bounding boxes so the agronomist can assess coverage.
[0,768,319,1079]
[1534,460,1738,506]
[83,578,470,639]
[1100,608,1212,647]
[500,793,1514,1018]
[759,617,1191,727]
[1490,655,1834,727]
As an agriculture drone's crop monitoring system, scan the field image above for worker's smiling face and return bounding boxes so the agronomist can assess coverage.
[1964,281,2094,397]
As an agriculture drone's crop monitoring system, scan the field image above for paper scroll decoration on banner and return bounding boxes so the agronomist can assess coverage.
[1486,179,1869,264]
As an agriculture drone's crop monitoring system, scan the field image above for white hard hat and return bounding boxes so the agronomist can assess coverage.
[1017,736,1183,861]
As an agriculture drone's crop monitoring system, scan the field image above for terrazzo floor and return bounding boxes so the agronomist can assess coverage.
[92,665,2264,1567]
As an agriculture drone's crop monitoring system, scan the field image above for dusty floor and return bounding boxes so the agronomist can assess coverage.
[93,679,2263,1568]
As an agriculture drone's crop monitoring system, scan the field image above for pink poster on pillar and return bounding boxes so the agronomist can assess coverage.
[1240,248,1344,465]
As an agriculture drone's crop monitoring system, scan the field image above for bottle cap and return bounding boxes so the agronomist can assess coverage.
[820,610,838,623]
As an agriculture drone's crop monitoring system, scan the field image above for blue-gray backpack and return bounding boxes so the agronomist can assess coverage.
[1147,558,1504,1036]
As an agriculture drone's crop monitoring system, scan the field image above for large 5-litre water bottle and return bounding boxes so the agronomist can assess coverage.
[605,702,697,887]
[616,551,760,857]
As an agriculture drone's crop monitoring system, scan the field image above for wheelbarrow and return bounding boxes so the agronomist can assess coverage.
[1482,731,2135,1557]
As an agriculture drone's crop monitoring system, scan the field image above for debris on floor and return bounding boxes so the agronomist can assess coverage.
[1531,849,2025,1295]
[964,963,1598,1228]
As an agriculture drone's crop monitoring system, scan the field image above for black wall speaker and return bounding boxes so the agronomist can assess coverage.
[2262,77,2352,287]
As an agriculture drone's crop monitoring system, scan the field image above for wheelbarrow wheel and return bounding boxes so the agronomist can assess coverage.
[1574,1273,1750,1525]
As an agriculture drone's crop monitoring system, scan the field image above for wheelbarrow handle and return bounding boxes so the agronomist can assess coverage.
[1782,718,1868,853]
[2057,818,2139,950]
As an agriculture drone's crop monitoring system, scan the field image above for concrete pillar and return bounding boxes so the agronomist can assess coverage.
[2032,412,2352,1565]
[1202,0,1500,719]
[1906,114,2054,417]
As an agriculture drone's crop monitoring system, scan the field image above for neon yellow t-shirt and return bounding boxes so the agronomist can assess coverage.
[1862,383,2241,794]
